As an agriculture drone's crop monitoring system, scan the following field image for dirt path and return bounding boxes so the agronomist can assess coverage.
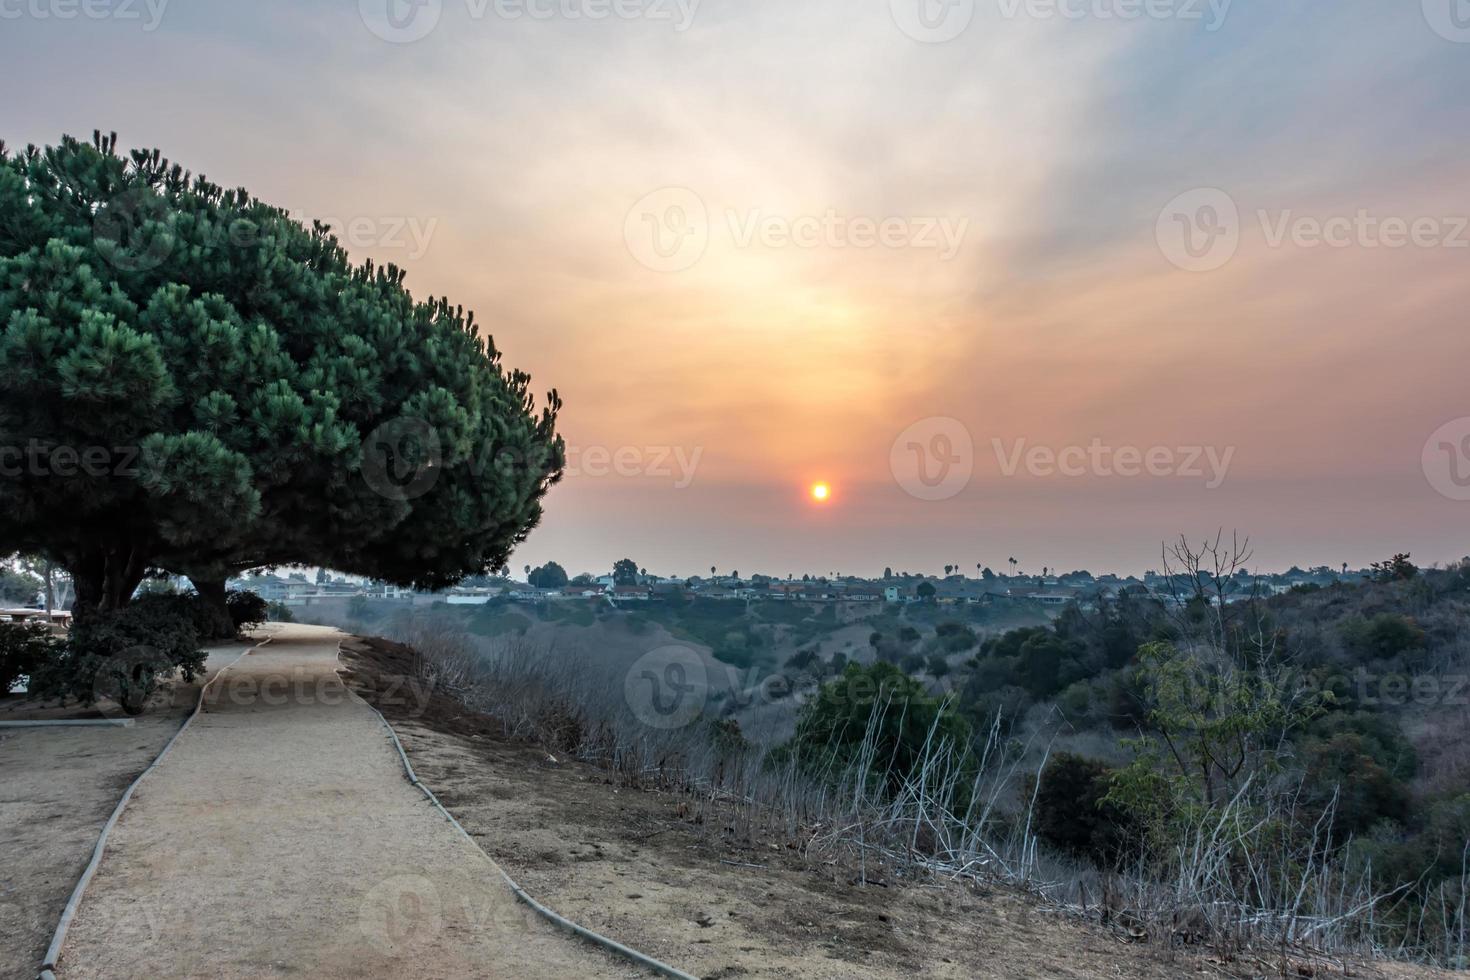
[56,624,634,979]
[0,639,255,979]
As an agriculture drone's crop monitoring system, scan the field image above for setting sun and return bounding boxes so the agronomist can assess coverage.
[811,482,831,502]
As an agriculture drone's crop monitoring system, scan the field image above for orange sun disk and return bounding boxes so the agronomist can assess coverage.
[811,482,831,502]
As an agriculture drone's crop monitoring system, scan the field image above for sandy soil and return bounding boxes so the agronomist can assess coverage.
[0,638,256,979]
[341,637,1458,980]
[55,624,636,980]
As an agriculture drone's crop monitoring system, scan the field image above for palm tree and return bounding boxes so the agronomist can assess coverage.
[1008,557,1018,576]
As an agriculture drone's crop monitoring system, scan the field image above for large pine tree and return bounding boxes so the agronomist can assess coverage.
[0,132,564,618]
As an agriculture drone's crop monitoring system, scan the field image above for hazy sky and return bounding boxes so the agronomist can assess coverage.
[7,0,1470,578]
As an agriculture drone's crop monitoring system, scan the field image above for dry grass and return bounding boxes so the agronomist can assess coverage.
[314,604,1465,976]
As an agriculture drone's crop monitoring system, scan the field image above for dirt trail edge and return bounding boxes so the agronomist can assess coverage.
[55,624,633,979]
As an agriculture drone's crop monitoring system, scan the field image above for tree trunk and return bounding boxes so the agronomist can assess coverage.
[190,578,237,640]
[70,545,151,621]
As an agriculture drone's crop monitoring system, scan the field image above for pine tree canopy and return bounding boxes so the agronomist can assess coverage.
[0,132,564,611]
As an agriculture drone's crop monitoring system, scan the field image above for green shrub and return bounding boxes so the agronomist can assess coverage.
[935,620,977,652]
[469,605,532,638]
[1032,753,1134,865]
[0,621,61,694]
[30,604,206,715]
[784,661,972,803]
[1340,613,1427,667]
[128,592,219,640]
[225,589,269,632]
[266,601,295,623]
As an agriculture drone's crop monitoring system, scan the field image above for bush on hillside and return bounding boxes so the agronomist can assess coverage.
[1031,752,1135,866]
[783,661,972,803]
[935,620,977,652]
[1340,613,1427,669]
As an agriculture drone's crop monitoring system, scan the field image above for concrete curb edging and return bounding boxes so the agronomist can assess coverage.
[340,639,700,980]
[0,719,135,729]
[36,636,269,980]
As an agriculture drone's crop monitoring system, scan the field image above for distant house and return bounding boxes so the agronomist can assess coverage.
[884,586,903,603]
[610,585,651,600]
[255,580,290,601]
[445,593,493,606]
[562,585,602,598]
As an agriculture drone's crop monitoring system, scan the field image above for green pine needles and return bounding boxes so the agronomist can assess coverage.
[0,131,564,613]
